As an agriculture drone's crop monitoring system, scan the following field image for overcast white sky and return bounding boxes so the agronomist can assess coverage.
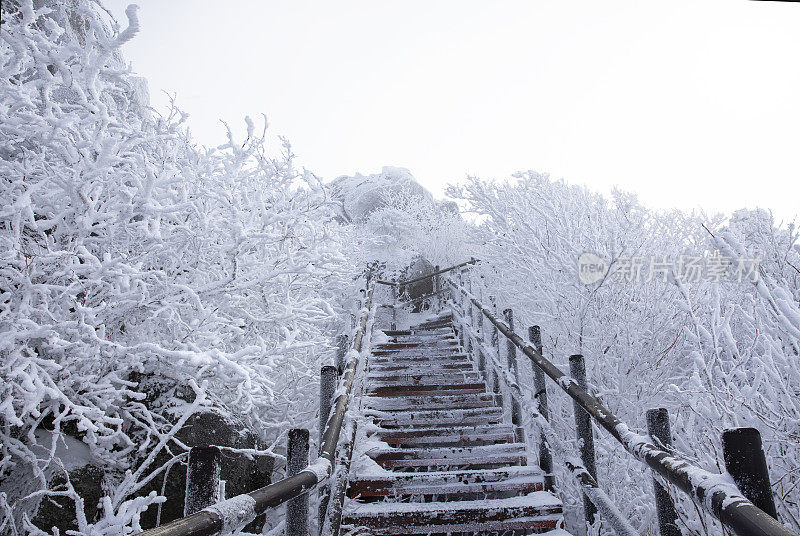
[104,1,800,222]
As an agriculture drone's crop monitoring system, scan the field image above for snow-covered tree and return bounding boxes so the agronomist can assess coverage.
[0,1,350,532]
[448,173,800,534]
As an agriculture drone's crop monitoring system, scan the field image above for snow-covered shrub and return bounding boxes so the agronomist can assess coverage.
[448,172,800,534]
[0,1,350,533]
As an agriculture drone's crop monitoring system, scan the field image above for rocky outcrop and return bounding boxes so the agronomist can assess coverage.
[137,410,274,530]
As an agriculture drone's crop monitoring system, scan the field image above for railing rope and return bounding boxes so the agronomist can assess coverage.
[447,276,798,536]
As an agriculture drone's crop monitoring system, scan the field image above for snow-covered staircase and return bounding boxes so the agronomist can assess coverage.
[342,312,567,535]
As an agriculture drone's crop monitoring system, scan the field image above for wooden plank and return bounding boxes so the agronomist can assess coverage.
[347,467,544,498]
[365,393,502,411]
[376,424,516,446]
[367,383,485,397]
[369,361,474,372]
[368,406,503,428]
[366,371,482,385]
[368,443,528,469]
[343,494,562,534]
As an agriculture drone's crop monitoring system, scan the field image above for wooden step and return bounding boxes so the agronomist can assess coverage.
[368,443,528,469]
[342,493,562,535]
[347,466,545,498]
[370,353,470,363]
[367,406,503,428]
[385,333,457,341]
[376,424,517,446]
[369,362,475,373]
[366,393,502,411]
[374,340,459,349]
[366,371,482,384]
[368,382,485,397]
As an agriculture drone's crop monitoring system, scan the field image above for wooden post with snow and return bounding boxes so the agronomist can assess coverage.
[391,279,398,330]
[318,366,336,534]
[570,354,598,525]
[646,408,681,536]
[489,295,501,394]
[489,295,499,355]
[335,334,349,376]
[503,309,519,378]
[502,308,523,442]
[320,366,337,444]
[184,446,221,516]
[529,326,554,492]
[722,427,778,519]
[286,429,309,536]
[433,265,440,310]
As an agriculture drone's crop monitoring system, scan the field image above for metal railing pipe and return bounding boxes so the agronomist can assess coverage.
[447,278,797,536]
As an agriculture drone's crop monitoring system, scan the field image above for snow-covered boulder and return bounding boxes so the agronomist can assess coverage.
[329,166,434,223]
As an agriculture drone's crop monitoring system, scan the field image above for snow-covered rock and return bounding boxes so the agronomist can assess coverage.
[329,166,434,223]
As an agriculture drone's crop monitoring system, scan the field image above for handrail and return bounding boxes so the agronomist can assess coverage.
[136,284,376,536]
[447,277,798,536]
[375,258,478,287]
[449,305,638,536]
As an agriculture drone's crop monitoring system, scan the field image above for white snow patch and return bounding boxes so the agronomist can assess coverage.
[202,494,257,534]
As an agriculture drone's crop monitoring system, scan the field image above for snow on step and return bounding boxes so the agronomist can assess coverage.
[342,493,563,535]
[367,406,503,427]
[369,361,475,373]
[365,393,502,411]
[368,443,529,469]
[370,354,470,365]
[376,424,518,446]
[367,382,486,397]
[367,370,482,383]
[347,466,545,498]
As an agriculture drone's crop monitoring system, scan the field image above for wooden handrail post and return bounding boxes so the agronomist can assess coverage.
[489,296,499,354]
[317,366,337,533]
[489,296,501,394]
[391,280,397,330]
[501,308,523,442]
[646,408,681,536]
[335,334,349,376]
[529,326,554,492]
[722,427,778,519]
[184,446,221,516]
[466,275,474,328]
[570,354,598,525]
[319,366,337,445]
[286,429,310,536]
[503,309,519,379]
[433,265,440,310]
